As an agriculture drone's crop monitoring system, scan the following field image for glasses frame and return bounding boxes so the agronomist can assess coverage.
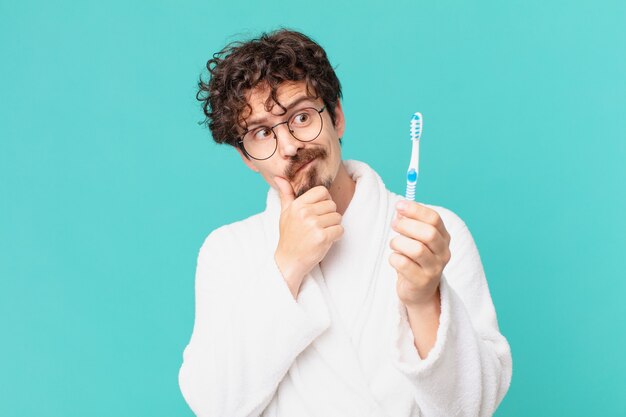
[237,106,326,161]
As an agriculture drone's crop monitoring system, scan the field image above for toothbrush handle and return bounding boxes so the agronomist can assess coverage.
[405,168,418,201]
[405,182,416,201]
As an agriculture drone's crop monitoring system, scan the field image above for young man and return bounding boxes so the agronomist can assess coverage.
[179,29,512,417]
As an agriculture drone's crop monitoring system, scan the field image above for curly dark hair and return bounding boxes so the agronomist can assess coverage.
[196,29,342,156]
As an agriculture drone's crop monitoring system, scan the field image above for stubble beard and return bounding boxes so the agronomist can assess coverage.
[294,165,333,198]
[286,147,333,198]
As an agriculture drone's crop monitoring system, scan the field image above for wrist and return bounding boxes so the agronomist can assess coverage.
[274,250,305,298]
[405,286,441,315]
[404,287,441,359]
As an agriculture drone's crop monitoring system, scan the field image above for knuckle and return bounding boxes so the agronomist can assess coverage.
[413,242,425,257]
[425,226,438,242]
[305,216,318,229]
[315,186,331,199]
[299,206,311,218]
[334,225,344,240]
[323,229,335,244]
[393,218,404,233]
[397,254,411,269]
[314,229,326,244]
[389,252,399,268]
[311,217,322,229]
[429,211,441,226]
[395,251,403,262]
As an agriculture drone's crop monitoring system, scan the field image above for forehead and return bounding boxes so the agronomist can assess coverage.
[243,81,317,121]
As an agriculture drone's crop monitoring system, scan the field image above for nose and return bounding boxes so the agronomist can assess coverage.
[273,122,304,157]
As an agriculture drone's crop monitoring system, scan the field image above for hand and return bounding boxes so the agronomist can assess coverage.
[273,176,344,298]
[389,200,451,308]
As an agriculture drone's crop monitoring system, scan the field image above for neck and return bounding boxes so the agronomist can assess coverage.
[328,161,356,215]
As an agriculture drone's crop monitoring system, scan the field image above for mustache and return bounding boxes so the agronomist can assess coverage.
[284,147,327,180]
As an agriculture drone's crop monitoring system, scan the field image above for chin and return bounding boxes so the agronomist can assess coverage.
[294,166,333,198]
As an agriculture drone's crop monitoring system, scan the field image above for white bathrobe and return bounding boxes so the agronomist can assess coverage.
[179,160,512,417]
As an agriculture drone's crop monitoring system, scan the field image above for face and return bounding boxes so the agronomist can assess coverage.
[236,81,345,198]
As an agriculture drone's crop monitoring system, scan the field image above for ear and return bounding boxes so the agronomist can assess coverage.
[333,99,346,138]
[236,147,260,172]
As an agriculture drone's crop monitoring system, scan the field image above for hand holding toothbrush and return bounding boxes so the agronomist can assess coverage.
[389,199,451,358]
[389,200,451,308]
[393,111,451,306]
[389,111,451,357]
[389,112,450,306]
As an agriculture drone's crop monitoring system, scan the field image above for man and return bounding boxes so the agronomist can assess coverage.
[179,29,512,417]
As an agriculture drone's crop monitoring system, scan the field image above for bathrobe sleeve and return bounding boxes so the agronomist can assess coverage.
[179,226,331,417]
[391,207,513,417]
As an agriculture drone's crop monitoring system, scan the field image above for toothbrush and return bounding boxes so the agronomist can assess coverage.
[405,112,422,201]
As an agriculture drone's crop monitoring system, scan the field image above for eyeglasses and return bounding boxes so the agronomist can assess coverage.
[238,106,326,160]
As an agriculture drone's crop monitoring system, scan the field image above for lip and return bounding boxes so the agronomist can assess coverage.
[295,158,315,175]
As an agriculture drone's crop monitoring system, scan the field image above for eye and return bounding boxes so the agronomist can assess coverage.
[292,111,311,126]
[252,127,272,140]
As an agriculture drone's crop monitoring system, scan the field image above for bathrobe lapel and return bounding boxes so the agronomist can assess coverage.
[260,160,395,417]
[308,264,390,415]
[319,160,395,343]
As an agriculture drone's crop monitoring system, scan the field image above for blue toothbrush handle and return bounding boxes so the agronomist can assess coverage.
[405,168,418,201]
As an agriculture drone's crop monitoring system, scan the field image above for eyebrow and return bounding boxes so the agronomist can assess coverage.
[245,96,318,128]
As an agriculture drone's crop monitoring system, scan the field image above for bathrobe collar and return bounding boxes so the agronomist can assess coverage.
[263,159,391,228]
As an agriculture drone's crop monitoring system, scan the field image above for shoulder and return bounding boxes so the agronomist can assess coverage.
[425,204,468,236]
[197,212,267,261]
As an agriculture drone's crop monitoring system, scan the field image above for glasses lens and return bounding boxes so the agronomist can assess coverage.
[241,107,323,160]
[289,108,322,142]
[242,127,277,160]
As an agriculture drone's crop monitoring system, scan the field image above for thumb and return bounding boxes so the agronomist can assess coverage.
[274,176,295,209]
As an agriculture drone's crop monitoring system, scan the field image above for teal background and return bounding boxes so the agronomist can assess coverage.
[1,0,625,415]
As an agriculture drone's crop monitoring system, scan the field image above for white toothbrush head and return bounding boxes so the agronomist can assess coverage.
[410,112,422,142]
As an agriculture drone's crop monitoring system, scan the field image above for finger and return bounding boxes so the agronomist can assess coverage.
[274,176,295,209]
[392,217,449,256]
[298,185,333,204]
[396,201,449,241]
[389,235,437,272]
[311,199,338,215]
[325,224,344,242]
[388,251,423,281]
[317,212,342,228]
